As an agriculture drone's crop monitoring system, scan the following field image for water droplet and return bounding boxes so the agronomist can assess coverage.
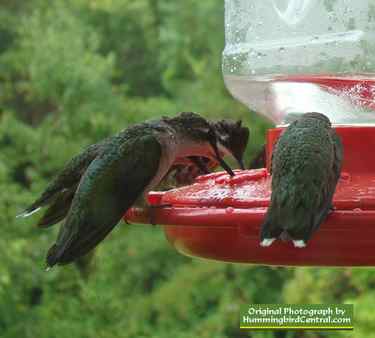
[251,69,256,75]
[340,172,351,181]
[279,47,286,53]
[226,207,235,214]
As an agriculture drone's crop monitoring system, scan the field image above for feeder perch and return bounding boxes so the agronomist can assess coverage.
[126,0,375,266]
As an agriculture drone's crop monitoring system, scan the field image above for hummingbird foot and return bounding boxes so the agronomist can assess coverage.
[148,204,172,226]
[292,240,306,248]
[260,238,276,247]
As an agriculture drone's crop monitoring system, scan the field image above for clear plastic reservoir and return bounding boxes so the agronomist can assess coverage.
[223,0,375,125]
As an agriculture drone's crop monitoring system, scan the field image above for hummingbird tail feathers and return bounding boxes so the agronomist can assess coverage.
[37,208,70,228]
[46,244,61,268]
[16,206,41,218]
[37,188,75,228]
[17,187,61,219]
[45,220,119,267]
[260,216,283,246]
[293,240,307,248]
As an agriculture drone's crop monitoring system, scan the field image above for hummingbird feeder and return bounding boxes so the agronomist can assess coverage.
[126,0,375,266]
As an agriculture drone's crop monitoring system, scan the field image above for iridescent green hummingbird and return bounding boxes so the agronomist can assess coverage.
[260,112,343,248]
[18,112,242,267]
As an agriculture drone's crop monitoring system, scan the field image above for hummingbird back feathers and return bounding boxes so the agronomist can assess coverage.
[46,133,162,266]
[260,112,343,247]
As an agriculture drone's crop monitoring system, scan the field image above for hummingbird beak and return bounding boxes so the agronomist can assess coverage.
[236,156,245,170]
[216,154,235,177]
[217,142,245,170]
[208,138,235,177]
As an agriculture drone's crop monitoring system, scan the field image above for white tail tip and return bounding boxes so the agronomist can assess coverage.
[260,238,276,247]
[45,266,52,272]
[16,207,41,218]
[293,240,306,248]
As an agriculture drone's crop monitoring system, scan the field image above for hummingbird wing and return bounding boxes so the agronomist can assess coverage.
[330,129,344,186]
[18,141,106,218]
[309,129,343,234]
[37,185,77,228]
[260,137,286,242]
[46,134,162,267]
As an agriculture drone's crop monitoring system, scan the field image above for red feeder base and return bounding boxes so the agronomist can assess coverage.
[126,126,375,266]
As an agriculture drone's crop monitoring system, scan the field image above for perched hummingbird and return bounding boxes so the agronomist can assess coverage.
[18,112,241,267]
[164,119,249,188]
[260,112,343,248]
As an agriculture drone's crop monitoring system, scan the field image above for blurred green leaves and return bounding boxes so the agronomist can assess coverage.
[1,1,368,338]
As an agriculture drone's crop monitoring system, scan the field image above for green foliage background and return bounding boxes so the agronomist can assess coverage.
[0,1,369,337]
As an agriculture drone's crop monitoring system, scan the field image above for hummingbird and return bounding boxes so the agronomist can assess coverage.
[260,112,343,248]
[20,118,249,224]
[18,112,241,267]
[164,119,249,188]
[211,119,249,170]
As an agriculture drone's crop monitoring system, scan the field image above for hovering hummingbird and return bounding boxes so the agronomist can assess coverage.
[18,112,243,267]
[260,112,343,248]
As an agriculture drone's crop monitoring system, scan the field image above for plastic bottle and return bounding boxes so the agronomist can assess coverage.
[223,0,375,125]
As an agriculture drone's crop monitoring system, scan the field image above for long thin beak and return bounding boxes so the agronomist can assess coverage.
[234,156,245,170]
[216,155,235,177]
[210,140,235,177]
[237,157,245,170]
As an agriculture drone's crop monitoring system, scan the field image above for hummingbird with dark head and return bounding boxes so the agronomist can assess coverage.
[165,119,250,187]
[18,112,239,267]
[260,112,343,248]
[211,119,249,170]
